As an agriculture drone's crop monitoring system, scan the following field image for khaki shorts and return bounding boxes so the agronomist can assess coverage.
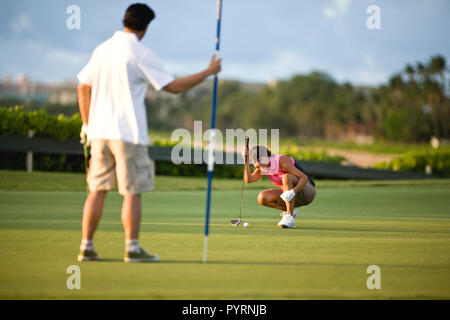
[294,181,316,207]
[87,139,154,195]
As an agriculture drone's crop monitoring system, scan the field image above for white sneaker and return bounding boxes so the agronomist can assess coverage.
[279,208,299,219]
[277,213,296,229]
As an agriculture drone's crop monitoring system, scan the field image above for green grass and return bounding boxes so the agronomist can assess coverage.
[2,170,450,192]
[0,170,274,191]
[0,171,449,299]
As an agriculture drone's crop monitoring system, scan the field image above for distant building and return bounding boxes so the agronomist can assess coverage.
[0,76,79,105]
[267,77,277,88]
[1,75,265,105]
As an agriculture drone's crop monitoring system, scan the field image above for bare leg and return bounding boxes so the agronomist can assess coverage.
[121,194,141,240]
[82,191,107,240]
[281,174,299,215]
[258,189,286,212]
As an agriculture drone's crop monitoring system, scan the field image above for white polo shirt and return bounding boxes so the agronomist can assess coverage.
[77,31,174,146]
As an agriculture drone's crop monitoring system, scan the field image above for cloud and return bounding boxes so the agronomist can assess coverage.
[224,50,388,86]
[45,48,89,67]
[323,8,336,19]
[161,59,205,77]
[331,53,389,86]
[10,13,32,34]
[159,51,314,83]
[0,37,90,82]
[363,53,376,68]
[160,49,389,86]
[338,68,388,86]
[323,0,352,19]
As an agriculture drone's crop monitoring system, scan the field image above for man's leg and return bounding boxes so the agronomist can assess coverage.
[121,193,159,262]
[112,140,158,262]
[121,194,141,240]
[79,139,115,260]
[78,190,107,261]
[81,190,108,240]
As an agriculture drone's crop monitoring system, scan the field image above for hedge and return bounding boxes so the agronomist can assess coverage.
[280,145,346,164]
[0,106,342,177]
[0,106,82,141]
[374,150,450,177]
[0,151,244,177]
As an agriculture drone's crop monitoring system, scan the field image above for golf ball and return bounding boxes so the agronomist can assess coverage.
[243,222,249,228]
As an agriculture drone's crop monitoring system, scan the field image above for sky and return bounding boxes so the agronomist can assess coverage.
[0,0,449,86]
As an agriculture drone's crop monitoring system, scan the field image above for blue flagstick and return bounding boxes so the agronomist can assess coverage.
[203,0,223,263]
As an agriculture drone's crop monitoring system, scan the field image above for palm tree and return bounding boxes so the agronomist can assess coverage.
[404,64,415,83]
[389,74,404,89]
[429,55,446,84]
[416,62,428,82]
[428,56,448,138]
[422,56,449,138]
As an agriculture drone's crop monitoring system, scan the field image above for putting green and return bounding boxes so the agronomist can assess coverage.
[0,174,449,299]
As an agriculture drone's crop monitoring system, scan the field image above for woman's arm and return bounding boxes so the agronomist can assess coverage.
[243,147,262,183]
[244,163,262,183]
[279,155,309,193]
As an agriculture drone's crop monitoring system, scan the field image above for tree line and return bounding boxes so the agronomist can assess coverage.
[148,54,449,143]
[2,55,448,143]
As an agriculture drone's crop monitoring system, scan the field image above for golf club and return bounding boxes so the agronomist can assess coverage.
[231,136,249,226]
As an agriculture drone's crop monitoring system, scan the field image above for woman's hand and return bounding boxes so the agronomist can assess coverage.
[242,145,249,163]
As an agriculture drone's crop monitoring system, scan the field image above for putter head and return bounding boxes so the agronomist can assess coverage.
[230,219,241,226]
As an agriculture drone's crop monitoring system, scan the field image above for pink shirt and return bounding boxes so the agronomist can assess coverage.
[264,154,295,187]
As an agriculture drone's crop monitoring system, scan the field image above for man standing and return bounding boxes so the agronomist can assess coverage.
[77,3,221,263]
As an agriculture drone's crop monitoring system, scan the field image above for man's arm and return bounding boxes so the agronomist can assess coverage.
[163,55,221,94]
[77,84,92,124]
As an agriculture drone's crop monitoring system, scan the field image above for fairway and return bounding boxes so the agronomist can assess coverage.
[0,174,450,299]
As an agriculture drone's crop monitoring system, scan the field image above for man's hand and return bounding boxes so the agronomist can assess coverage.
[80,124,88,144]
[163,54,222,94]
[280,189,296,202]
[206,54,222,76]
